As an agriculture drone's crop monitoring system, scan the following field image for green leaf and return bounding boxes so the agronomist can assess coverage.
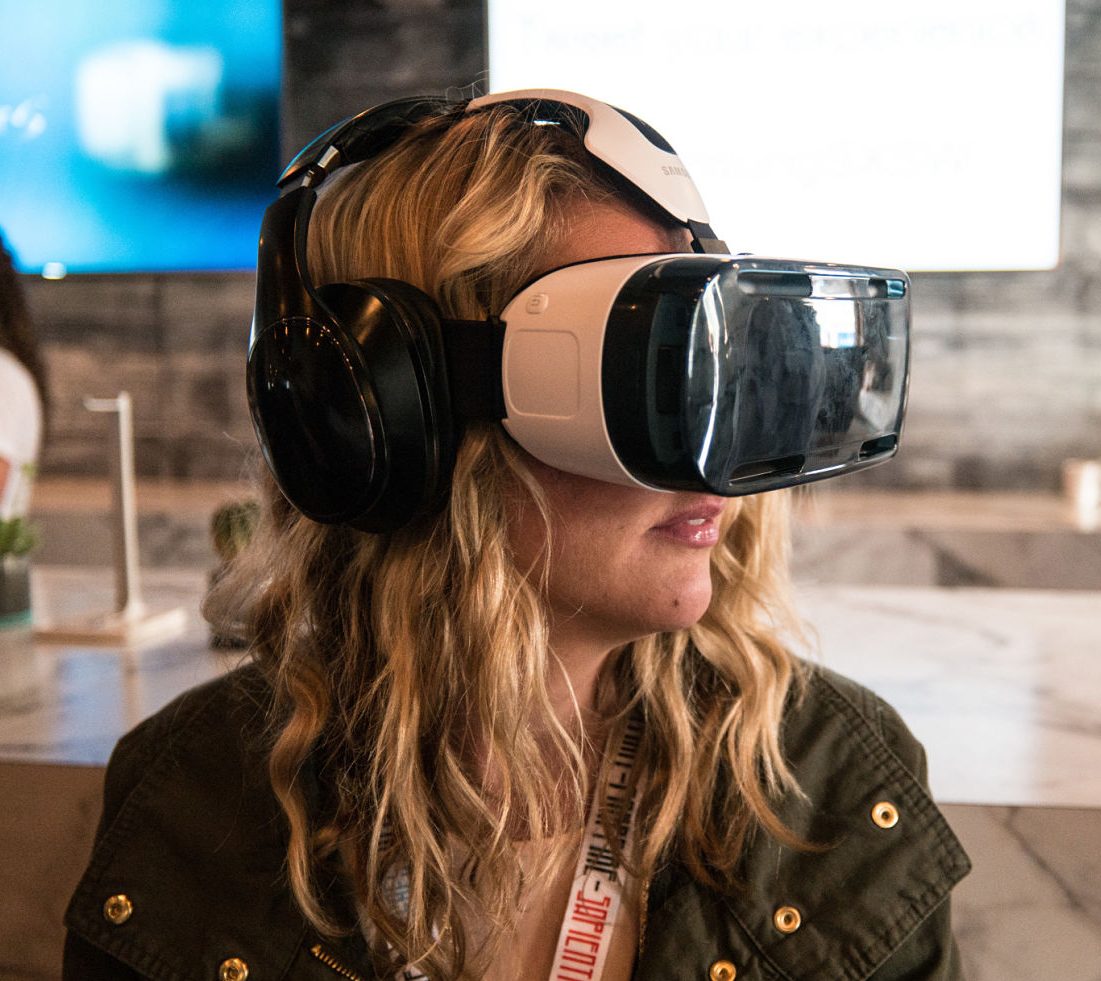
[0,517,39,557]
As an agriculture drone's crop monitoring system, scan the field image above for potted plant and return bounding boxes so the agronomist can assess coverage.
[0,515,47,708]
[0,516,36,628]
[211,499,260,566]
[207,500,260,648]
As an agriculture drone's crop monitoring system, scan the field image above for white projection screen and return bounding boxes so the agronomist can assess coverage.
[487,0,1065,271]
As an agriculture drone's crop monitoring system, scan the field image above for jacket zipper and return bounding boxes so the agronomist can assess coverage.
[309,943,369,981]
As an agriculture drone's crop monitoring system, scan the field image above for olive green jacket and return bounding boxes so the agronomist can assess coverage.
[64,664,971,981]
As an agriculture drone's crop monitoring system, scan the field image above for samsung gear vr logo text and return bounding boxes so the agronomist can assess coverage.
[661,164,689,177]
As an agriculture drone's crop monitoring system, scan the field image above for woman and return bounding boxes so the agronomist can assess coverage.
[64,92,969,981]
[0,232,47,519]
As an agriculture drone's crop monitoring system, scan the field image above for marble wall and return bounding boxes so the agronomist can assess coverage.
[13,0,1101,490]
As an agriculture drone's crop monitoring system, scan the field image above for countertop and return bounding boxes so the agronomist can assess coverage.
[2,566,1097,809]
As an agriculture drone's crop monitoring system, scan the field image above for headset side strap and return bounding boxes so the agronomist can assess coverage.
[440,317,507,421]
[688,219,729,255]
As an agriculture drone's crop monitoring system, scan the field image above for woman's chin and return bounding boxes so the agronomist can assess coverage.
[634,578,715,637]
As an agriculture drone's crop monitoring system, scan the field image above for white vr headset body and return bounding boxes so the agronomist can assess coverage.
[500,252,909,496]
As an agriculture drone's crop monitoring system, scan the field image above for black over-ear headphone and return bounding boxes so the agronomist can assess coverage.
[247,97,505,532]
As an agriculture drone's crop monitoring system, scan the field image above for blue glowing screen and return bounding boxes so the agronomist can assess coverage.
[0,2,280,274]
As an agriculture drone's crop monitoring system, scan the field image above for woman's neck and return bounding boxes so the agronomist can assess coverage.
[546,646,611,732]
[544,614,634,732]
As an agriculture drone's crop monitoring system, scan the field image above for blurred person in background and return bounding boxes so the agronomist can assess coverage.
[0,231,47,519]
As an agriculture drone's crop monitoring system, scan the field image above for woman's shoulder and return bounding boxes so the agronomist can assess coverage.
[63,663,315,979]
[0,347,43,505]
[751,662,969,975]
[786,661,930,785]
[101,662,272,807]
[0,346,37,390]
[112,660,271,747]
[638,662,971,980]
[0,347,41,426]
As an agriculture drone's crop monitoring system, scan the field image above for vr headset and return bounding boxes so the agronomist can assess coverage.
[248,89,910,531]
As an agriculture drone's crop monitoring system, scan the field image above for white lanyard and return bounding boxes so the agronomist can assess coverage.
[391,717,643,981]
[548,715,642,981]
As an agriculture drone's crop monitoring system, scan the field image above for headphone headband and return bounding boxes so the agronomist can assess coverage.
[278,96,453,189]
[276,90,726,252]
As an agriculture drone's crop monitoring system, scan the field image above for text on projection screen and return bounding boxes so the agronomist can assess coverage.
[487,0,1064,272]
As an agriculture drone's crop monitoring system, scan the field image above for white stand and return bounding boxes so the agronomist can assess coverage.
[34,393,187,646]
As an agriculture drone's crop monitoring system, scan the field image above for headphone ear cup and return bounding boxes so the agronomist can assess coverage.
[248,273,457,531]
[247,307,384,526]
[314,278,457,531]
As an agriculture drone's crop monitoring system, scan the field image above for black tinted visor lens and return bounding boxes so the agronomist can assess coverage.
[603,258,909,494]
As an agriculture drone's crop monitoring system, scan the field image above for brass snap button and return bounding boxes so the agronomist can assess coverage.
[102,894,133,926]
[219,957,249,981]
[709,960,737,981]
[774,905,802,933]
[872,800,900,829]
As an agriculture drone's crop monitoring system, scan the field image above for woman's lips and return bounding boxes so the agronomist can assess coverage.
[650,504,725,547]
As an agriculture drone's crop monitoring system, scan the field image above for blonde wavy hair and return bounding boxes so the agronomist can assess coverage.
[215,101,806,979]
